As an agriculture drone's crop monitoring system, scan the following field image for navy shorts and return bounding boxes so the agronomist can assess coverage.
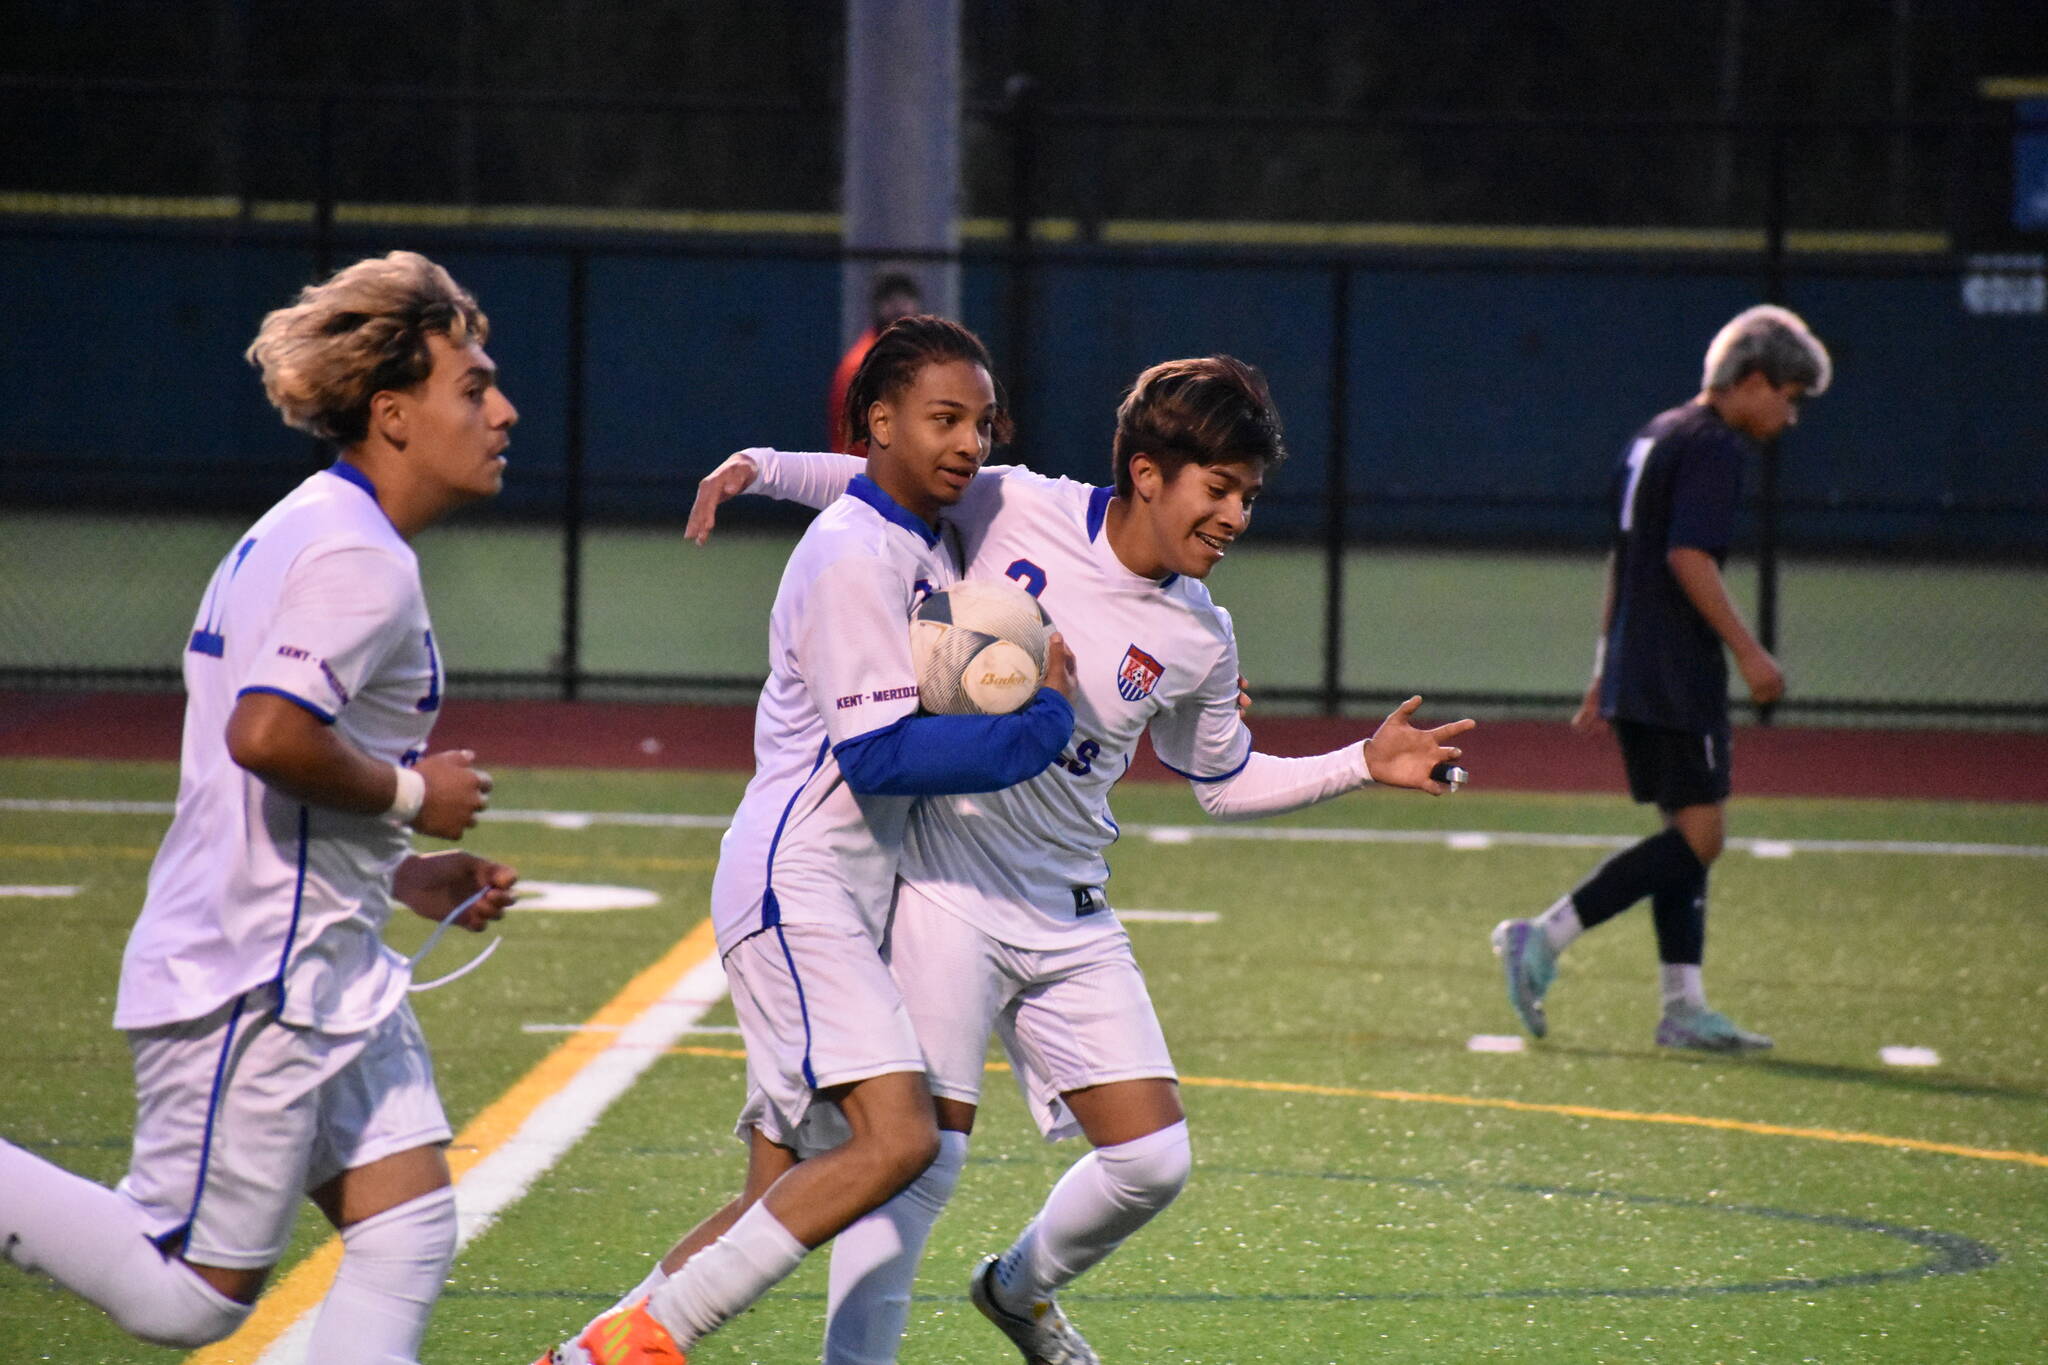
[1613,718,1731,809]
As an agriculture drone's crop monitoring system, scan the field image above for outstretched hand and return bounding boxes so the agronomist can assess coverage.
[392,849,518,931]
[1364,695,1476,795]
[685,450,762,546]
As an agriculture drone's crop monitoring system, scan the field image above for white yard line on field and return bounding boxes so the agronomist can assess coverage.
[5,797,2044,860]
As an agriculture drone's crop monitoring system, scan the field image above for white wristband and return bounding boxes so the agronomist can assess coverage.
[387,765,427,824]
[1592,636,1608,675]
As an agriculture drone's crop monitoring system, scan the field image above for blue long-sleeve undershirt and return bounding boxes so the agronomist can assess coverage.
[834,688,1075,796]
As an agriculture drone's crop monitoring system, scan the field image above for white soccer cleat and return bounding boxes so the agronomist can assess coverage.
[1656,1003,1773,1052]
[969,1254,1100,1365]
[1491,917,1557,1039]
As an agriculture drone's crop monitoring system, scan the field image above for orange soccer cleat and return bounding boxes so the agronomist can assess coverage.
[534,1302,688,1365]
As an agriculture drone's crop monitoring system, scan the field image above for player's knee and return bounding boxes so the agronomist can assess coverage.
[337,1185,458,1299]
[874,1121,942,1192]
[1098,1119,1192,1212]
[112,1264,252,1348]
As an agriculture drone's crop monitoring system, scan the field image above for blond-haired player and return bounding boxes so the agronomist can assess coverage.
[0,251,519,1363]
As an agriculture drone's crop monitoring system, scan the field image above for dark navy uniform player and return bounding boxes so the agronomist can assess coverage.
[1492,305,1831,1051]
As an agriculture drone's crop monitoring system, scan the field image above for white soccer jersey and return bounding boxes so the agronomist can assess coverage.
[116,463,443,1033]
[910,466,1250,946]
[709,475,954,957]
[746,452,1252,949]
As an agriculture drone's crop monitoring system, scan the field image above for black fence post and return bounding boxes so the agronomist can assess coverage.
[1003,72,1038,413]
[314,90,336,277]
[561,250,587,702]
[1322,265,1351,715]
[1756,116,1787,725]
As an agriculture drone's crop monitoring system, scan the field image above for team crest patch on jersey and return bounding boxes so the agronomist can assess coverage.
[1116,644,1164,702]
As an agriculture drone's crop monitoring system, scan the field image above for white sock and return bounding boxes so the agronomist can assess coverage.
[991,1120,1191,1313]
[0,1138,251,1348]
[645,1200,806,1348]
[605,1260,670,1319]
[305,1186,458,1365]
[1537,896,1583,953]
[1661,963,1707,1011]
[823,1130,968,1365]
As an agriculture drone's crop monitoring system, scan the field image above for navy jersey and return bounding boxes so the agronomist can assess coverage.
[1598,402,1751,732]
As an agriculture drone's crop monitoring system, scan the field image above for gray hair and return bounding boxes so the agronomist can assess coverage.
[1701,304,1831,395]
[246,251,488,444]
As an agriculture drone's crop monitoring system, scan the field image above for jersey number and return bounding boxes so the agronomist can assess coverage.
[1006,559,1047,597]
[1061,738,1100,777]
[416,630,443,713]
[188,537,258,657]
[1618,437,1654,532]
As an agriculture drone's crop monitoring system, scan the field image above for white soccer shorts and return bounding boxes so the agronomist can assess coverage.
[117,993,451,1269]
[886,882,1177,1143]
[726,921,927,1158]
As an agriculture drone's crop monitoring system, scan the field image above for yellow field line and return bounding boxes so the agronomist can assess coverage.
[666,1047,2048,1170]
[1177,1075,2048,1170]
[0,843,157,859]
[183,918,721,1365]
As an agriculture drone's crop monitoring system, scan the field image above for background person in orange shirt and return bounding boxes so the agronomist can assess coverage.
[829,272,924,453]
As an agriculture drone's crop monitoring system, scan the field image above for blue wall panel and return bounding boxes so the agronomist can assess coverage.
[2,237,2042,552]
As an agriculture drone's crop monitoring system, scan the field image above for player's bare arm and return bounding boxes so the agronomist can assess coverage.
[1665,546,1785,704]
[391,850,518,931]
[685,449,763,545]
[1573,550,1618,733]
[1363,695,1476,795]
[224,691,492,839]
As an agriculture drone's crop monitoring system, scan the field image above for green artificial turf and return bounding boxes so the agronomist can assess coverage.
[2,761,2043,1360]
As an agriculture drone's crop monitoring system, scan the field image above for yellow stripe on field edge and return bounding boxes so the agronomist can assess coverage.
[670,1046,2048,1170]
[183,918,721,1365]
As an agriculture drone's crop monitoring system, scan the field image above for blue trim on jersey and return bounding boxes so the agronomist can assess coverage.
[771,924,820,1090]
[236,685,336,725]
[152,990,251,1256]
[326,458,380,502]
[189,630,226,657]
[1086,485,1113,541]
[272,806,311,1011]
[834,690,1075,796]
[760,737,832,933]
[845,474,938,548]
[1085,485,1176,586]
[1157,744,1253,784]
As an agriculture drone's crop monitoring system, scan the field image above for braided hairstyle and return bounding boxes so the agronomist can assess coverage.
[842,314,1014,450]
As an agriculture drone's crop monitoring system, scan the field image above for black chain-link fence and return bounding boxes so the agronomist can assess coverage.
[3,81,2043,725]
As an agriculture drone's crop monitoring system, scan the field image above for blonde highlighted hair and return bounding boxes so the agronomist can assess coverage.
[245,251,488,444]
[1702,304,1831,396]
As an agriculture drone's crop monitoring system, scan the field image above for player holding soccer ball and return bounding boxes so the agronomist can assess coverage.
[682,353,1471,1365]
[1492,304,1831,1053]
[536,317,1076,1365]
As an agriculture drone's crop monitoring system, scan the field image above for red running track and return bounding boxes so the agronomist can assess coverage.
[4,690,2043,803]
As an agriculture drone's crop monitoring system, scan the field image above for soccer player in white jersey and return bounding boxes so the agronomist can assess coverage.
[539,317,1077,1365]
[687,355,1473,1364]
[0,251,520,1361]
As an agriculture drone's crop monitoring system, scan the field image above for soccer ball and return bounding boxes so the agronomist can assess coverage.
[910,579,1052,716]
